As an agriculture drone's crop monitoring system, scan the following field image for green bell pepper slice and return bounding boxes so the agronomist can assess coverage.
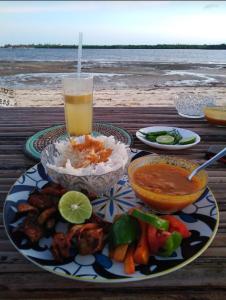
[158,231,183,257]
[109,214,140,247]
[131,209,169,231]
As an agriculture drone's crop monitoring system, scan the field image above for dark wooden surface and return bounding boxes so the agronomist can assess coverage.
[0,107,226,300]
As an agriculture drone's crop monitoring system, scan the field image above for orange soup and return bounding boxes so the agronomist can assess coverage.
[133,163,202,195]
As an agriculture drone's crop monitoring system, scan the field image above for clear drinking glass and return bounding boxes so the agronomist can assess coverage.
[174,94,215,118]
[62,74,93,136]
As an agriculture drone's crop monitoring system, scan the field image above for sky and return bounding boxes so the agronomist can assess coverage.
[0,1,226,45]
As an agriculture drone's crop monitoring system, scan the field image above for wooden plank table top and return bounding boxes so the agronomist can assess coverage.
[0,106,226,300]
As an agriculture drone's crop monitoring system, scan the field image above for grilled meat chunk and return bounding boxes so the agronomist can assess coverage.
[51,233,71,262]
[28,192,54,209]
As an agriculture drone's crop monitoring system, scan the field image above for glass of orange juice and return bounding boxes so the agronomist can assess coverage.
[62,75,93,136]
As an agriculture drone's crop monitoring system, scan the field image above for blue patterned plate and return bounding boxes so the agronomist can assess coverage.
[3,150,219,283]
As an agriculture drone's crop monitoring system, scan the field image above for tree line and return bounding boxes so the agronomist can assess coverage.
[2,43,226,49]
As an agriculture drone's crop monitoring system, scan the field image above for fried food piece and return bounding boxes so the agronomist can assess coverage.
[17,203,38,214]
[66,224,84,244]
[37,207,57,225]
[51,233,71,262]
[23,217,43,243]
[28,192,54,209]
[78,227,104,255]
[67,223,98,245]
[41,183,68,197]
[67,223,105,255]
[45,218,56,230]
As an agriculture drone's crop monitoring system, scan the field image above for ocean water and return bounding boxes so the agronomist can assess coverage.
[1,48,226,64]
[1,48,226,89]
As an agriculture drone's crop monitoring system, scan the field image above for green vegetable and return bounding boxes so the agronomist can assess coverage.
[139,131,169,142]
[145,134,157,142]
[156,135,175,145]
[131,209,169,231]
[140,129,185,145]
[109,214,140,247]
[179,136,196,145]
[146,131,168,137]
[158,231,183,257]
[169,129,182,144]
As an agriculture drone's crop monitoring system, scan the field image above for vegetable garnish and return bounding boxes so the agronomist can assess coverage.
[140,129,196,145]
[131,209,169,231]
[109,214,140,247]
[158,231,183,257]
[124,245,135,275]
[147,225,171,255]
[133,220,150,265]
[179,136,196,145]
[161,215,191,238]
[109,209,191,274]
[112,244,129,262]
[58,191,92,224]
[156,135,175,145]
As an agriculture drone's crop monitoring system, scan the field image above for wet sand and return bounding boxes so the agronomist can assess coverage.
[0,60,226,107]
[1,60,226,76]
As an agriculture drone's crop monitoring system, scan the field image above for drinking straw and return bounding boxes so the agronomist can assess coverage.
[77,32,83,76]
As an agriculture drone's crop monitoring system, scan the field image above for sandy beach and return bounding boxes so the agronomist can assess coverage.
[1,60,226,107]
[14,86,226,107]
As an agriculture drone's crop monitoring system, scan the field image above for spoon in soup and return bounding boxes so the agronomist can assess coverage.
[188,147,226,181]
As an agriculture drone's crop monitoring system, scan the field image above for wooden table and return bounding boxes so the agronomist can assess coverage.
[1,107,226,300]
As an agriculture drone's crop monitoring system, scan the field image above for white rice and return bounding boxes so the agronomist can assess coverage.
[46,135,129,176]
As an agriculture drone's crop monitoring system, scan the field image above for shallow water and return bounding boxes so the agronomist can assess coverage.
[1,48,226,89]
[1,48,226,64]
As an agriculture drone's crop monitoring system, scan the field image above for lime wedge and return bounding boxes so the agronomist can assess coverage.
[58,191,92,224]
[156,135,175,145]
[179,136,196,145]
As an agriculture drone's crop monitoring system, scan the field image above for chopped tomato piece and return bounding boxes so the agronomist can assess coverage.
[156,230,171,249]
[147,225,159,254]
[161,215,191,238]
[147,225,171,255]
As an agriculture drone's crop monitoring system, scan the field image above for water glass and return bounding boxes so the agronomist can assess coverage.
[174,94,215,118]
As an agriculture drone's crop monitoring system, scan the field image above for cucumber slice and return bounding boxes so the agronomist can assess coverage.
[156,135,175,145]
[179,136,196,145]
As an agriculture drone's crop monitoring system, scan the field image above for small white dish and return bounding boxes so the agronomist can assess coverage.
[136,126,201,150]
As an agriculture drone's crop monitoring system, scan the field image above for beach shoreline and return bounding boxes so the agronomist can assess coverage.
[14,86,226,107]
[1,60,226,107]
